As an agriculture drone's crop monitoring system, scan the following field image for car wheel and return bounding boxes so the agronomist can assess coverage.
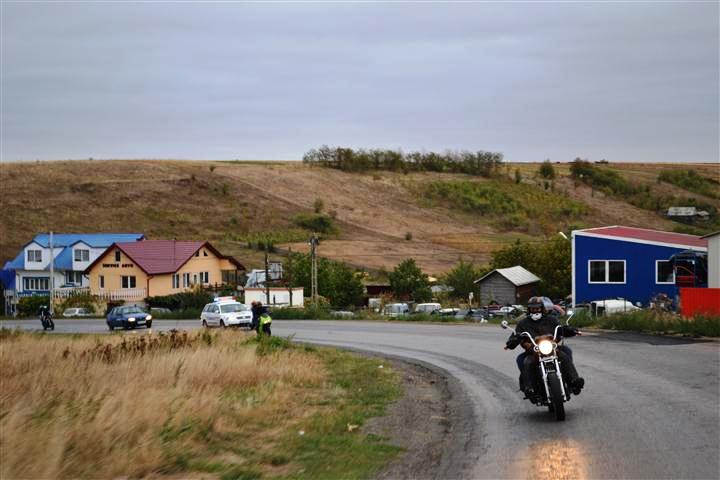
[146,321,152,329]
[220,320,226,329]
[202,319,208,328]
[108,324,114,331]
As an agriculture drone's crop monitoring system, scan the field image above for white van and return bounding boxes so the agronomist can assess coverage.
[591,299,640,316]
[414,303,441,314]
[383,303,410,318]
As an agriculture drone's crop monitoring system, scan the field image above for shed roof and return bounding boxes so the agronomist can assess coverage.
[574,226,707,250]
[474,266,540,287]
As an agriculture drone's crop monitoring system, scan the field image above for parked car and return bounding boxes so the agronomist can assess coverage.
[63,307,93,318]
[590,299,640,316]
[414,303,441,314]
[383,303,410,317]
[433,308,460,317]
[330,310,354,319]
[106,306,152,330]
[201,299,253,328]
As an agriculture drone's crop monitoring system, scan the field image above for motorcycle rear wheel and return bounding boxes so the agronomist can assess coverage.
[547,373,566,421]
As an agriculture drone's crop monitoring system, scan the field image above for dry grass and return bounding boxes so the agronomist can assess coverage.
[0,329,327,479]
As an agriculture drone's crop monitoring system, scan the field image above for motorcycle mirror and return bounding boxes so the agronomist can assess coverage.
[501,320,509,329]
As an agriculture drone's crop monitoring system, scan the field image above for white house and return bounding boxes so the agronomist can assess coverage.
[702,231,720,288]
[1,233,144,314]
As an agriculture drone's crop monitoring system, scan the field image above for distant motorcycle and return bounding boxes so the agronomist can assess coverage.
[501,318,578,421]
[40,310,55,331]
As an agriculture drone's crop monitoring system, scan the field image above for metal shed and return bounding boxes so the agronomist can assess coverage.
[474,266,540,305]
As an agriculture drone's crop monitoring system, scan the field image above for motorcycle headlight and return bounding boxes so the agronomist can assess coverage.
[128,317,136,322]
[538,340,554,355]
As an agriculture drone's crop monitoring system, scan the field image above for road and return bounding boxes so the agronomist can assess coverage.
[2,318,719,479]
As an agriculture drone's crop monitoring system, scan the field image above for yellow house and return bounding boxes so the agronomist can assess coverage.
[85,240,244,303]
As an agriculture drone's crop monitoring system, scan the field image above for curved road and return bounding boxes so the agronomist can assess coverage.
[3,319,719,479]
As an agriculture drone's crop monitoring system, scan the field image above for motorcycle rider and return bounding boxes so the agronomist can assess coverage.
[505,297,585,400]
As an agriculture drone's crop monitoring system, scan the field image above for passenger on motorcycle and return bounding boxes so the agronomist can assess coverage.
[504,297,585,400]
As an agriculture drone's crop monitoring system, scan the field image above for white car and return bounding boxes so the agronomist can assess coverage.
[201,298,253,328]
[63,307,93,317]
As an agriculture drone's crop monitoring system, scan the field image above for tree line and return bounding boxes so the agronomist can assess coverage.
[302,145,504,177]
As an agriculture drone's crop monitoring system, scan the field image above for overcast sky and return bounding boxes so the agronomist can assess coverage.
[1,1,718,163]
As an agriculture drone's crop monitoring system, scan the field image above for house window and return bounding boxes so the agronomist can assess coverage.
[172,274,180,289]
[23,277,49,291]
[589,260,626,284]
[200,272,209,283]
[195,251,200,257]
[74,249,90,262]
[203,250,208,257]
[656,260,675,284]
[121,276,136,289]
[182,273,190,288]
[99,275,105,289]
[27,250,42,262]
[193,274,198,285]
[65,271,83,285]
[115,250,121,262]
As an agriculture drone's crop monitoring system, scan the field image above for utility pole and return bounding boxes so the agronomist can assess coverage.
[309,234,319,305]
[49,231,54,314]
[287,247,293,307]
[264,247,270,305]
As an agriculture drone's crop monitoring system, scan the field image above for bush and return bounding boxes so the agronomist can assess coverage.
[56,292,98,315]
[597,311,720,337]
[539,160,556,179]
[293,213,338,235]
[389,259,432,303]
[658,169,719,199]
[17,295,50,317]
[150,308,202,319]
[313,198,324,213]
[145,290,214,312]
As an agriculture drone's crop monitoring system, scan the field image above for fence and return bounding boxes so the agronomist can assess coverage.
[680,288,720,317]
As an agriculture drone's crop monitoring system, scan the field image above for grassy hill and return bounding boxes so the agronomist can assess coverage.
[1,160,718,275]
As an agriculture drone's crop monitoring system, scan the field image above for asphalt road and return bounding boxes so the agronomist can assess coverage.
[3,318,719,479]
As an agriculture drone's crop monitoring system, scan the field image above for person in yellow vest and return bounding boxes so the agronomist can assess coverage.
[258,310,272,337]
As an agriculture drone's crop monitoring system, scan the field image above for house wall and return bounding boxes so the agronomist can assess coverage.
[21,242,63,272]
[478,273,516,305]
[573,234,697,305]
[244,288,304,307]
[708,235,719,289]
[87,248,149,297]
[148,249,236,297]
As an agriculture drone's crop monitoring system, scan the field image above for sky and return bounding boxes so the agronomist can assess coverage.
[1,1,718,163]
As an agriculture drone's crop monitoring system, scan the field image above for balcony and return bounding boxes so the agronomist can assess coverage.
[95,288,147,301]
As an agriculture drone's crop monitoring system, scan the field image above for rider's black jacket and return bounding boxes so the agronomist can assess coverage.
[505,314,578,350]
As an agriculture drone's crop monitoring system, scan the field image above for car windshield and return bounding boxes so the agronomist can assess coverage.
[220,303,248,313]
[120,307,145,315]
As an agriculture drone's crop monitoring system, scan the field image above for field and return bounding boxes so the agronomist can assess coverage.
[0,329,401,479]
[0,160,718,275]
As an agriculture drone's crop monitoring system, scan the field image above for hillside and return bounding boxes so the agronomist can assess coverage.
[1,160,718,275]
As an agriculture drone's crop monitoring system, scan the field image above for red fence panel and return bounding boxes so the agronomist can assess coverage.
[680,288,720,317]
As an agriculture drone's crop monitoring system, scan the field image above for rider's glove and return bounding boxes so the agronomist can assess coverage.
[562,326,579,337]
[505,336,520,350]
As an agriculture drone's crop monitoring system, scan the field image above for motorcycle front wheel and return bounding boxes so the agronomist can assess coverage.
[547,372,566,421]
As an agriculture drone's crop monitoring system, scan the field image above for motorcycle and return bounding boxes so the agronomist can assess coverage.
[502,317,578,421]
[40,311,55,331]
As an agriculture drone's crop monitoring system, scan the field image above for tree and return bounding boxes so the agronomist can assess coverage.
[443,259,483,299]
[389,259,432,302]
[490,236,570,300]
[539,159,556,180]
[284,252,364,307]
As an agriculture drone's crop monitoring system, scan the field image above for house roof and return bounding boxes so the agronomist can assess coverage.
[29,233,144,248]
[701,231,720,239]
[474,266,540,287]
[85,240,245,275]
[574,226,708,250]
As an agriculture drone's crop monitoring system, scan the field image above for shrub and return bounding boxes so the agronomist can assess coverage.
[389,259,432,303]
[145,290,214,311]
[539,160,556,179]
[404,231,413,241]
[658,169,719,199]
[17,295,50,317]
[56,292,98,315]
[293,213,338,235]
[313,198,324,213]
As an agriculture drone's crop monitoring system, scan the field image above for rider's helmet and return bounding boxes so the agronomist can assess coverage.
[527,297,546,321]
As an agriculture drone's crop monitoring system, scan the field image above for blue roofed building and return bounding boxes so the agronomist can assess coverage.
[1,233,144,314]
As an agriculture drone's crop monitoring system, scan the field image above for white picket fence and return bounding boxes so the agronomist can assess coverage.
[95,288,147,301]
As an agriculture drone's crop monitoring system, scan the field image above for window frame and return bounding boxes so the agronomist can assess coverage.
[27,250,42,263]
[182,273,190,288]
[99,275,105,289]
[588,260,626,285]
[655,260,675,285]
[121,276,137,289]
[172,273,180,289]
[115,250,121,262]
[23,277,50,290]
[74,249,90,262]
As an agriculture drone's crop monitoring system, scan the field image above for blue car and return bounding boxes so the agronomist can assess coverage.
[106,306,152,331]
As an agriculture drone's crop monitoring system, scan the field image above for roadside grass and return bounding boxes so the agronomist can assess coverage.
[568,310,720,337]
[0,329,402,479]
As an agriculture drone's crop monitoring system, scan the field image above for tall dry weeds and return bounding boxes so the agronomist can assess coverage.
[0,330,325,479]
